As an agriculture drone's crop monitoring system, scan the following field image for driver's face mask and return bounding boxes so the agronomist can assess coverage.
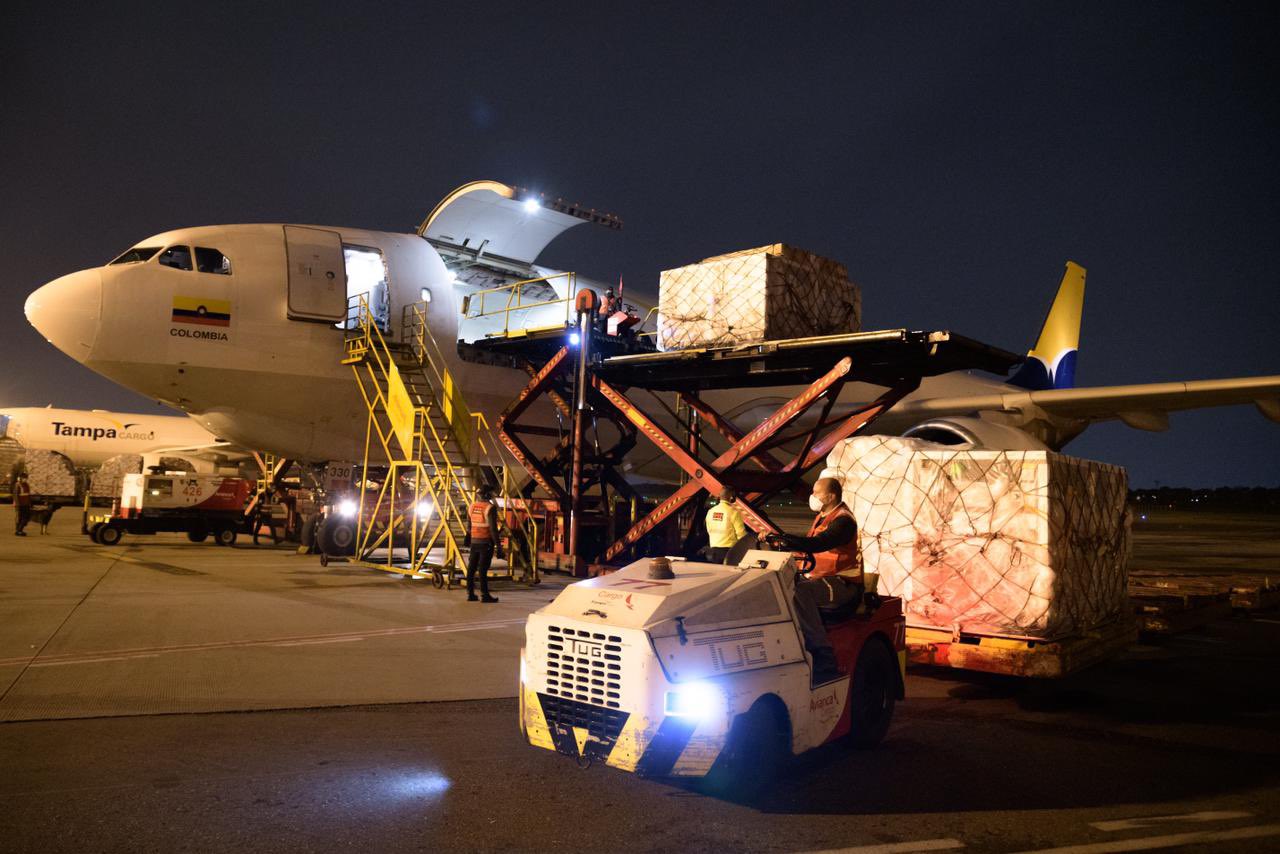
[809,493,825,512]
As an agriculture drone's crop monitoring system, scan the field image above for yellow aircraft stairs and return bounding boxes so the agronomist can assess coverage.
[339,294,537,587]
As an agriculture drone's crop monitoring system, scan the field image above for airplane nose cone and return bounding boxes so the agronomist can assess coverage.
[25,269,103,362]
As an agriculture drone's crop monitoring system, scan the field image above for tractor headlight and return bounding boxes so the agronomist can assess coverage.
[664,681,722,720]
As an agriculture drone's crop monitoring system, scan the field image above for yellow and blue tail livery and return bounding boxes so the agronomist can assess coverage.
[1009,261,1085,391]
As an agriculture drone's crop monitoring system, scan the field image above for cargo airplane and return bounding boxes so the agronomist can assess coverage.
[0,405,227,468]
[24,180,1280,474]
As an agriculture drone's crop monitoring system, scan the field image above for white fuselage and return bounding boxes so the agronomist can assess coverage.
[23,222,1049,469]
[0,406,218,467]
[25,225,538,462]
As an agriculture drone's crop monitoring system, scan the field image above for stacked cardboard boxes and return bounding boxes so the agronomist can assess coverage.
[824,435,1131,639]
[657,244,861,351]
[22,449,78,498]
[91,454,144,499]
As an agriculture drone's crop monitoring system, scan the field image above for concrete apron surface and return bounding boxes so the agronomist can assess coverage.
[0,511,570,722]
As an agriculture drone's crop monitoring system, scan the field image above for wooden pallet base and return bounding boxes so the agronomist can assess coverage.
[905,618,1138,678]
[1127,570,1272,634]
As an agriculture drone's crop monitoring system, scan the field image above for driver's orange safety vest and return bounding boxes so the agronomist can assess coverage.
[804,504,862,580]
[469,500,493,542]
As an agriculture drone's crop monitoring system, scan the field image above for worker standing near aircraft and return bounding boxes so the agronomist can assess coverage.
[704,486,746,564]
[466,484,500,603]
[12,473,32,536]
[767,477,863,681]
[597,287,618,334]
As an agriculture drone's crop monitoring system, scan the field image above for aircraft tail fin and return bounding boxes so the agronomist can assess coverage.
[1008,261,1086,390]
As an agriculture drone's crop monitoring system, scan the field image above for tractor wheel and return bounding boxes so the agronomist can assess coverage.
[187,529,209,543]
[847,639,897,749]
[88,522,105,543]
[214,527,238,547]
[702,697,788,800]
[97,525,124,546]
[431,567,445,589]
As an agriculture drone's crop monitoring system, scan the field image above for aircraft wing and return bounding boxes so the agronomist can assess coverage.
[900,375,1280,429]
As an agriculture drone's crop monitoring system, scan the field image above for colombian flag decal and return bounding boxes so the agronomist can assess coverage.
[172,296,231,327]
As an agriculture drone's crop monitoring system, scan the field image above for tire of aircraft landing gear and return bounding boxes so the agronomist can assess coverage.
[214,528,237,547]
[97,525,123,546]
[187,529,208,543]
[700,698,788,801]
[846,639,897,749]
[318,519,356,556]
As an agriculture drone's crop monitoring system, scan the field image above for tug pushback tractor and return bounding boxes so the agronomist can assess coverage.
[519,548,905,786]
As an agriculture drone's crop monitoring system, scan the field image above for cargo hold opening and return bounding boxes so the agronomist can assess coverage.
[341,245,389,331]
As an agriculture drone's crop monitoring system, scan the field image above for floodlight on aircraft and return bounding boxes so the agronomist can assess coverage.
[523,198,539,214]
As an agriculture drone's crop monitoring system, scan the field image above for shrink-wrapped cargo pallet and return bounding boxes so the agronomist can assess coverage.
[91,454,144,499]
[825,436,1130,639]
[657,244,861,351]
[22,449,78,498]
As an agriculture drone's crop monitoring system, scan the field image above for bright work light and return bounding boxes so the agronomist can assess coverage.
[415,501,433,519]
[569,332,580,346]
[664,681,722,719]
[338,499,357,518]
[522,198,539,213]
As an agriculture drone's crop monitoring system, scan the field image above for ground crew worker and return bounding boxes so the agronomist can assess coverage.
[13,473,32,536]
[766,477,862,683]
[466,484,500,603]
[597,287,618,334]
[704,486,746,564]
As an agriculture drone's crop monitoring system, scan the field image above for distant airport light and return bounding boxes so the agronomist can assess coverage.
[522,198,540,214]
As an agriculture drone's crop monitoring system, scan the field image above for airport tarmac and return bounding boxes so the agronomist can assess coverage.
[1,509,1278,853]
[0,512,571,722]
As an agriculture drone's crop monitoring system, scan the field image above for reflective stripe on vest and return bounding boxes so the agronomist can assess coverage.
[805,505,861,579]
[469,500,492,541]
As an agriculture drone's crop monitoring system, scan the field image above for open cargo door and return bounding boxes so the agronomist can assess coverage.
[284,226,346,322]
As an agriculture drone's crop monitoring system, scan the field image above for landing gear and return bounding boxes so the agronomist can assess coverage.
[317,519,356,557]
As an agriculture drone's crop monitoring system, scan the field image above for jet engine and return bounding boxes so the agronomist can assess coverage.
[901,417,1050,451]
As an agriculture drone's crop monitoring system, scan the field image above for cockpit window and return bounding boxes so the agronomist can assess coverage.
[158,246,193,271]
[194,247,232,275]
[109,246,161,265]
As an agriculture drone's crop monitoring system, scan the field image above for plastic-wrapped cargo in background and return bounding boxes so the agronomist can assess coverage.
[657,244,861,351]
[22,449,78,498]
[825,436,1130,640]
[91,454,144,499]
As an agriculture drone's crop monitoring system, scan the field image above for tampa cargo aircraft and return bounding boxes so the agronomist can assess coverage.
[23,180,1280,470]
[0,406,223,468]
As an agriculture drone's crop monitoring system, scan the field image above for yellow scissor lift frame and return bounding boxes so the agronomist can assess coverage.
[341,293,538,586]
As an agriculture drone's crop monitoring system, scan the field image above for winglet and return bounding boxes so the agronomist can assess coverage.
[1008,261,1086,390]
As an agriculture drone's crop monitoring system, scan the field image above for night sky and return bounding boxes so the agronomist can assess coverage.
[2,2,1277,486]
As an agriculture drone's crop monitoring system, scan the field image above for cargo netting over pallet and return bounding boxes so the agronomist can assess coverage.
[825,435,1131,639]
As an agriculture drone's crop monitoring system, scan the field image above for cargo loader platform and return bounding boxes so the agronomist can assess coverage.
[465,316,1021,573]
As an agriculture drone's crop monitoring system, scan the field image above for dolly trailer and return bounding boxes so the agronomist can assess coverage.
[519,549,905,785]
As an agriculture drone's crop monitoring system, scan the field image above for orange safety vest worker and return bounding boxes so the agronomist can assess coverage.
[469,499,494,542]
[804,504,862,579]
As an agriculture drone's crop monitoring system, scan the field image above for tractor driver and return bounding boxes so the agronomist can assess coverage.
[766,477,862,682]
